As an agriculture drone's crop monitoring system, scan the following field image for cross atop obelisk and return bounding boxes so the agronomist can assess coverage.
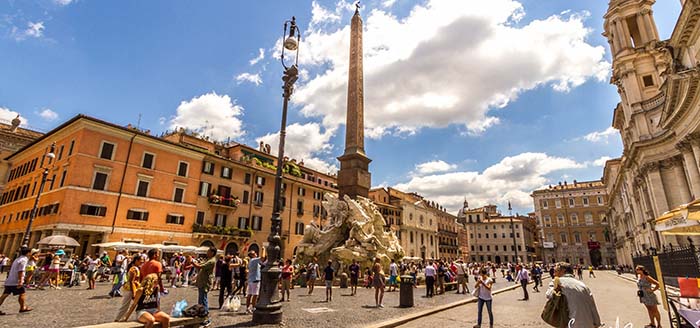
[337,4,372,200]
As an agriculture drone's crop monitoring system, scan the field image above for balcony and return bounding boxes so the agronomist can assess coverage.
[208,195,240,209]
[192,223,253,238]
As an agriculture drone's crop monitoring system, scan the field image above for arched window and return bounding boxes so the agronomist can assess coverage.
[419,215,424,225]
[410,231,414,243]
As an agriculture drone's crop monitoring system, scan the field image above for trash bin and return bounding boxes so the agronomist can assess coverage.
[399,275,414,308]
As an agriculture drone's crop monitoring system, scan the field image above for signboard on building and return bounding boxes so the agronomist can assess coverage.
[543,242,555,249]
[587,241,601,250]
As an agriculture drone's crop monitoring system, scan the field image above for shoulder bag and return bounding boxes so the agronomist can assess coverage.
[541,277,570,328]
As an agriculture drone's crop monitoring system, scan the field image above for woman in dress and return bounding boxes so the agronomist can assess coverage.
[115,255,143,322]
[636,265,661,328]
[372,257,385,308]
[86,255,101,290]
[123,273,170,328]
[48,250,63,289]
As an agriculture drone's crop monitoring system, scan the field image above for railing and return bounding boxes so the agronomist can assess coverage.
[192,224,252,238]
[632,239,700,288]
[208,195,239,208]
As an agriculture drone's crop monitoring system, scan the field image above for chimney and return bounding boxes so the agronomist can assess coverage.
[10,115,21,133]
[564,180,568,186]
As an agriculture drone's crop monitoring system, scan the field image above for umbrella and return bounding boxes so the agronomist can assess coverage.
[37,235,80,247]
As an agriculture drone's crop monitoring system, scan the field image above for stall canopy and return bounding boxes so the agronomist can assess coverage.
[654,199,700,235]
[38,235,80,247]
[92,242,221,254]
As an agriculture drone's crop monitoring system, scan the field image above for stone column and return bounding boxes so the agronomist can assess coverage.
[610,22,621,54]
[691,139,700,176]
[621,19,633,48]
[645,163,669,216]
[636,13,649,44]
[679,141,700,199]
[615,20,628,50]
[0,234,7,254]
[86,234,98,257]
[670,157,693,204]
[646,10,660,41]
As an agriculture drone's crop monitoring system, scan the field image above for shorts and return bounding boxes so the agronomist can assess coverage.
[248,281,260,296]
[457,274,467,284]
[49,268,60,273]
[350,275,359,286]
[388,275,397,285]
[325,280,333,289]
[136,308,159,318]
[3,286,25,296]
[281,279,291,290]
[87,270,96,280]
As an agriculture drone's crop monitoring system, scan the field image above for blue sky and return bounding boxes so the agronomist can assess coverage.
[0,0,682,214]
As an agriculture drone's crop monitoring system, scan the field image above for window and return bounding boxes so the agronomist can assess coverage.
[297,187,306,196]
[221,166,232,179]
[49,174,56,190]
[557,214,565,226]
[244,173,251,184]
[546,233,554,242]
[295,222,305,235]
[80,204,107,216]
[166,214,185,225]
[583,197,589,206]
[251,216,262,230]
[254,191,264,206]
[486,245,490,251]
[238,217,249,229]
[642,75,654,87]
[256,176,266,186]
[297,200,304,215]
[555,199,561,208]
[584,212,594,225]
[493,233,497,238]
[59,170,67,187]
[410,231,414,243]
[215,214,227,227]
[126,209,149,221]
[68,140,75,156]
[92,172,108,190]
[588,231,597,242]
[142,153,155,169]
[568,198,574,207]
[202,161,215,175]
[541,200,548,209]
[58,145,64,160]
[242,191,249,204]
[196,211,205,225]
[543,215,551,227]
[560,232,568,244]
[129,179,148,196]
[198,182,211,197]
[597,196,604,205]
[99,142,115,160]
[173,187,185,203]
[177,162,189,177]
[570,213,578,226]
[574,232,582,244]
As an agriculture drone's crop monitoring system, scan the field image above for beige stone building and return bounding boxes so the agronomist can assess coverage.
[532,180,615,266]
[602,0,700,266]
[461,203,537,264]
[0,116,42,195]
[369,187,439,260]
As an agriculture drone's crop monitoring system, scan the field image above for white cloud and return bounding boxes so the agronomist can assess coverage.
[12,21,45,41]
[38,108,58,121]
[589,156,612,167]
[0,107,27,125]
[415,160,457,175]
[235,72,262,86]
[382,0,398,8]
[311,1,342,26]
[292,0,610,137]
[394,152,584,213]
[256,122,337,174]
[249,48,265,65]
[54,0,74,5]
[169,92,244,141]
[582,126,617,143]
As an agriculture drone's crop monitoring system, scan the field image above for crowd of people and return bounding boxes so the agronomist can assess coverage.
[0,248,666,328]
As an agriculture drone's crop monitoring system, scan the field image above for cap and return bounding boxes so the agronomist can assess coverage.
[55,249,65,256]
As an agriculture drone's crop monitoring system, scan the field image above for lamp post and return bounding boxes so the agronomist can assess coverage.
[21,142,56,248]
[508,201,519,264]
[253,16,300,325]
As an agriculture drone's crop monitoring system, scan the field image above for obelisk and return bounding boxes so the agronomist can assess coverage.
[338,4,372,200]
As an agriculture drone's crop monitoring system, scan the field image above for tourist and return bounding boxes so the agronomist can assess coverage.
[182,255,194,287]
[410,262,418,288]
[348,259,360,296]
[99,251,112,282]
[324,260,334,302]
[123,273,171,328]
[424,261,436,297]
[365,267,373,289]
[388,259,398,292]
[0,254,7,275]
[233,255,247,297]
[473,268,494,328]
[24,249,39,289]
[515,264,529,301]
[115,255,143,322]
[169,254,181,288]
[532,264,542,292]
[218,255,234,309]
[437,261,447,295]
[110,250,127,297]
[455,259,469,294]
[0,247,32,315]
[36,251,53,289]
[84,254,100,290]
[192,247,216,326]
[213,255,224,291]
[372,257,385,308]
[48,249,64,289]
[546,262,601,328]
[588,265,596,278]
[246,250,262,314]
[636,265,661,328]
[576,265,584,280]
[307,258,319,295]
[281,259,294,302]
[140,249,166,295]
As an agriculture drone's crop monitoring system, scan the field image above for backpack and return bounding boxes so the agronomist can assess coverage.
[183,304,208,318]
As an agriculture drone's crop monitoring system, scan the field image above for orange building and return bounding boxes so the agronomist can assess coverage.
[0,115,337,260]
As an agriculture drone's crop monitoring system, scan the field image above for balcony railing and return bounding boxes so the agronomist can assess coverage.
[208,195,240,209]
[192,224,252,238]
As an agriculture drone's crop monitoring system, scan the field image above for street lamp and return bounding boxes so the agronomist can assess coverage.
[508,201,519,264]
[21,142,56,248]
[253,16,300,325]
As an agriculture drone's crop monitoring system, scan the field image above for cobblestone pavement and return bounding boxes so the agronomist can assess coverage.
[399,271,659,328]
[0,275,518,328]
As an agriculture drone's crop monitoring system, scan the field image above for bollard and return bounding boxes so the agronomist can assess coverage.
[399,275,415,307]
[340,272,348,288]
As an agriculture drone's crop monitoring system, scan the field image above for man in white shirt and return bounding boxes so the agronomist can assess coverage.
[424,261,436,297]
[388,259,399,292]
[0,247,32,315]
[515,264,530,301]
